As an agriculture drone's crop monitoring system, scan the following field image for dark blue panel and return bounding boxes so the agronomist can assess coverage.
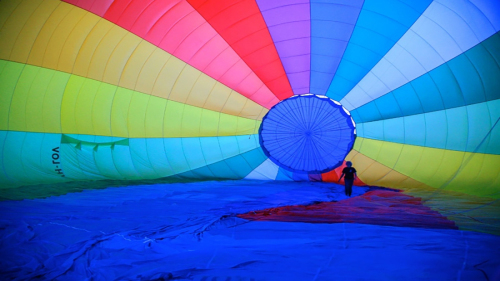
[259,95,356,174]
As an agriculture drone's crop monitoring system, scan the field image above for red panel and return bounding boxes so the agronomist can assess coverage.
[62,0,280,109]
[63,0,115,17]
[238,189,458,230]
[322,161,366,186]
[186,0,294,100]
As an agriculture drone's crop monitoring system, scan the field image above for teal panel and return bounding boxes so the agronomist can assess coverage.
[357,100,500,154]
[351,32,500,123]
[487,99,500,154]
[403,115,426,147]
[383,118,405,144]
[180,137,206,171]
[276,167,293,181]
[164,138,191,174]
[2,132,28,183]
[448,55,487,105]
[199,137,225,165]
[145,138,173,177]
[130,138,160,178]
[110,144,141,179]
[428,65,465,109]
[445,107,469,152]
[326,0,433,100]
[410,75,444,113]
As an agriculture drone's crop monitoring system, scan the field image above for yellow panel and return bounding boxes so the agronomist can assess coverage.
[72,19,114,77]
[25,68,53,132]
[138,48,175,97]
[181,105,202,137]
[92,83,116,136]
[58,12,99,73]
[163,101,183,137]
[0,61,23,130]
[118,40,155,90]
[170,65,200,104]
[186,74,216,108]
[43,6,87,70]
[202,83,231,112]
[103,32,142,86]
[0,0,22,30]
[145,97,167,138]
[347,149,435,190]
[10,0,59,63]
[392,144,424,175]
[43,70,69,133]
[127,92,149,138]
[26,1,73,67]
[223,92,246,116]
[375,140,403,168]
[110,87,133,137]
[235,118,260,136]
[355,138,500,198]
[88,25,128,82]
[8,66,36,131]
[0,0,43,59]
[60,75,85,134]
[2,0,267,121]
[74,79,100,135]
[199,110,220,136]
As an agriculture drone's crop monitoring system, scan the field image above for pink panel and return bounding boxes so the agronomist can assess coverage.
[131,0,184,38]
[63,0,279,109]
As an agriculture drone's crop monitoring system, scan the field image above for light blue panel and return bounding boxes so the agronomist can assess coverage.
[240,147,267,170]
[2,132,28,183]
[236,134,260,153]
[448,55,487,106]
[403,115,426,147]
[276,167,294,181]
[198,137,225,165]
[60,142,102,180]
[310,0,364,95]
[111,144,141,179]
[144,138,173,176]
[445,107,468,152]
[217,136,241,159]
[93,144,125,179]
[181,137,206,171]
[129,138,162,178]
[486,99,500,154]
[373,93,403,120]
[465,39,500,102]
[428,65,465,109]
[357,100,499,154]
[383,118,405,144]
[349,32,500,123]
[175,148,266,180]
[466,102,494,153]
[0,131,13,185]
[327,0,433,100]
[163,138,191,174]
[355,121,383,140]
[409,74,444,113]
[424,111,447,149]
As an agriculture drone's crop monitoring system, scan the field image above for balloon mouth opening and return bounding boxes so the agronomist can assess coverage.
[259,94,356,174]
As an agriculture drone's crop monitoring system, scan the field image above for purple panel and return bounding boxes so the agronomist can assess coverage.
[308,174,323,182]
[257,0,311,96]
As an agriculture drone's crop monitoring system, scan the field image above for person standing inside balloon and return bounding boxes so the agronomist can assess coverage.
[338,161,357,197]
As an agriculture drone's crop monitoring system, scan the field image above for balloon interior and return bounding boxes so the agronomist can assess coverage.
[0,0,499,280]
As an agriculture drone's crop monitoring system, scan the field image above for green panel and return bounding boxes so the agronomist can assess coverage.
[0,61,23,129]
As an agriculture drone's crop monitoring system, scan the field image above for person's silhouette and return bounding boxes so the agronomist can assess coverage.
[338,161,357,197]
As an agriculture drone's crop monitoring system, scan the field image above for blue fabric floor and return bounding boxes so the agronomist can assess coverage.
[1,180,499,280]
